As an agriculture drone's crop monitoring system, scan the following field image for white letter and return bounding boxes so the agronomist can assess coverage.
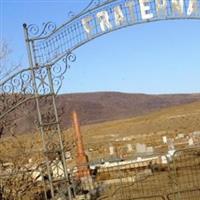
[114,6,125,26]
[139,0,154,20]
[82,16,93,36]
[96,11,112,32]
[125,0,135,22]
[156,0,167,16]
[187,0,199,15]
[171,0,184,15]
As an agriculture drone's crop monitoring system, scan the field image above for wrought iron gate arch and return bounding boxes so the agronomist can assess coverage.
[25,0,200,67]
[1,0,200,199]
[49,16,200,66]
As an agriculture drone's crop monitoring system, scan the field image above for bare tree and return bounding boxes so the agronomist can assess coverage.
[0,134,48,200]
[0,40,20,81]
[0,40,22,138]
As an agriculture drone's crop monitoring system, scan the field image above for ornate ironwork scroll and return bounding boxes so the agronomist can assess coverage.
[0,68,34,121]
[27,22,57,38]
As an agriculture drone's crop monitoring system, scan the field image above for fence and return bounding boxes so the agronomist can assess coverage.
[0,146,200,200]
[72,146,200,200]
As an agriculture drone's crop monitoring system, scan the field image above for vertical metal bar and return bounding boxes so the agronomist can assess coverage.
[41,167,48,200]
[172,151,181,200]
[46,65,73,200]
[23,23,55,198]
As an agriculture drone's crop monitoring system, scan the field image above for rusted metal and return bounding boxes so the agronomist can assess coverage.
[72,110,90,178]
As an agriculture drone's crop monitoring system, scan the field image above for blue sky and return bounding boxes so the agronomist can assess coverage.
[1,0,200,94]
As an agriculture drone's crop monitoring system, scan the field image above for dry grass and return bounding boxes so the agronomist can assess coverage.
[82,101,200,142]
[2,101,200,163]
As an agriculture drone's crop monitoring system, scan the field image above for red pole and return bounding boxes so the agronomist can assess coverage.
[72,110,90,178]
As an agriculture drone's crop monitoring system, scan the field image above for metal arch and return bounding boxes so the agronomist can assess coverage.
[67,16,200,58]
[31,17,200,67]
[26,0,200,67]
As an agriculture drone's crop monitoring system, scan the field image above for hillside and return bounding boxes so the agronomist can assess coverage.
[81,100,200,143]
[76,100,200,158]
[2,99,200,163]
[3,92,200,135]
[58,92,200,125]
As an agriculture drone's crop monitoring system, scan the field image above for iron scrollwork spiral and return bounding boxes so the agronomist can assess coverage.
[0,68,34,119]
[67,0,107,21]
[52,52,76,94]
[64,52,76,63]
[27,22,57,38]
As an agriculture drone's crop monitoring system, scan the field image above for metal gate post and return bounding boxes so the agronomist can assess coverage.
[23,23,55,198]
[23,23,73,200]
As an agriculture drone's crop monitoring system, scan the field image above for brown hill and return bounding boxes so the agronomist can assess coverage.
[3,92,200,135]
[57,92,200,125]
[77,100,200,158]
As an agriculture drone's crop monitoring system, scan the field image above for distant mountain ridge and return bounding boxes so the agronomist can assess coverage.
[3,92,200,135]
[57,92,200,125]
